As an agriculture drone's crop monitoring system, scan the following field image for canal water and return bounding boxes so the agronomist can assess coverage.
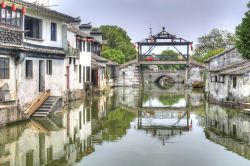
[1,84,250,166]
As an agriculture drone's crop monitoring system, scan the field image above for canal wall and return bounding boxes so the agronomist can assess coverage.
[0,106,28,127]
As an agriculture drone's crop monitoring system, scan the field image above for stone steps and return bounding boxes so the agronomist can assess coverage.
[32,96,60,117]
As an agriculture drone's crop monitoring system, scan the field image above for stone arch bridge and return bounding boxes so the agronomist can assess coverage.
[143,70,186,83]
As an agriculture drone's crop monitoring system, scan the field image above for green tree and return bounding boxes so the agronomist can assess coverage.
[100,25,136,63]
[194,28,236,57]
[192,48,225,63]
[236,1,250,59]
[102,46,125,64]
[160,50,181,61]
[157,50,186,70]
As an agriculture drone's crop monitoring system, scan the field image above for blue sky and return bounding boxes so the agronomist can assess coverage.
[51,0,249,44]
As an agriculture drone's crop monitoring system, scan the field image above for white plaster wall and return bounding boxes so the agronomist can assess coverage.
[189,67,203,84]
[228,73,250,102]
[209,49,244,70]
[64,30,92,92]
[207,74,229,100]
[17,57,64,107]
[117,65,139,86]
[24,11,65,48]
[0,55,16,100]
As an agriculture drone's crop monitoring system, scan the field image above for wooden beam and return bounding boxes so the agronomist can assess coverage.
[139,61,187,65]
[137,42,191,46]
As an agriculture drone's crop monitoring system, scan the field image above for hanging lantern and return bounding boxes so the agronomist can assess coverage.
[12,4,16,11]
[1,1,6,9]
[22,7,27,14]
[190,44,193,51]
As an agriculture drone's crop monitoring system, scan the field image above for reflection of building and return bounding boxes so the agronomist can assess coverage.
[205,103,250,159]
[0,101,94,165]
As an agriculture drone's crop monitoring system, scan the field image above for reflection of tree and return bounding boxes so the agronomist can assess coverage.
[159,95,184,106]
[101,108,136,141]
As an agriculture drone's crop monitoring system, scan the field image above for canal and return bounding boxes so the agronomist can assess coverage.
[1,84,250,166]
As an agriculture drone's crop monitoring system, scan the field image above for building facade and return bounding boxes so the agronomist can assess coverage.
[205,47,250,103]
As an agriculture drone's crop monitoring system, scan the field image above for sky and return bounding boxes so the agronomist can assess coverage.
[51,0,249,44]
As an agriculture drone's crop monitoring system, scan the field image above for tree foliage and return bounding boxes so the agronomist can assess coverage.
[158,50,186,70]
[236,1,250,59]
[100,25,137,64]
[194,28,236,57]
[192,48,225,63]
[160,50,182,61]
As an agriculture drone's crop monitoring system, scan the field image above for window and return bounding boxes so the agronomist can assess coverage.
[82,41,86,52]
[76,38,82,52]
[0,58,9,79]
[51,22,57,41]
[86,66,91,81]
[83,66,85,82]
[79,65,82,83]
[11,11,16,25]
[0,8,21,26]
[87,42,91,52]
[46,60,52,75]
[219,75,225,83]
[233,77,237,89]
[6,9,11,24]
[25,16,42,39]
[211,76,218,82]
[1,9,6,23]
[25,60,33,78]
[16,11,21,26]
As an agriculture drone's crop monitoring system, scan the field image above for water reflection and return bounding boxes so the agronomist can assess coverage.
[1,84,250,165]
[205,104,250,160]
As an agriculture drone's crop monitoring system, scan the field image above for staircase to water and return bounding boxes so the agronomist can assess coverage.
[32,96,61,117]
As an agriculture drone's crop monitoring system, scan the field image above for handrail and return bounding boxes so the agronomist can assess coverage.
[24,90,51,117]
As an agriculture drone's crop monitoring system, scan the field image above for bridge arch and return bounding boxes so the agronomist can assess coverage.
[155,75,175,83]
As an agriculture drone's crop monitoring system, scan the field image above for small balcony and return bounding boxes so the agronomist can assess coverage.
[66,47,80,59]
[0,26,23,45]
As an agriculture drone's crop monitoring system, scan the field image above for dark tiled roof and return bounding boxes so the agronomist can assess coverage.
[189,59,206,68]
[0,42,65,55]
[68,25,90,38]
[25,45,65,55]
[79,24,92,29]
[8,0,75,21]
[0,43,25,50]
[209,60,248,73]
[219,61,250,75]
[91,53,109,63]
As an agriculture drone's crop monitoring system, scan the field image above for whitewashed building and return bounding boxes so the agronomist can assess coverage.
[0,0,75,110]
[205,47,250,103]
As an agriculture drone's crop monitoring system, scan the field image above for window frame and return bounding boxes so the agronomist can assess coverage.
[86,66,91,82]
[79,65,82,83]
[51,22,57,41]
[0,58,10,79]
[46,60,52,75]
[25,60,33,78]
[233,76,237,89]
[24,16,42,39]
